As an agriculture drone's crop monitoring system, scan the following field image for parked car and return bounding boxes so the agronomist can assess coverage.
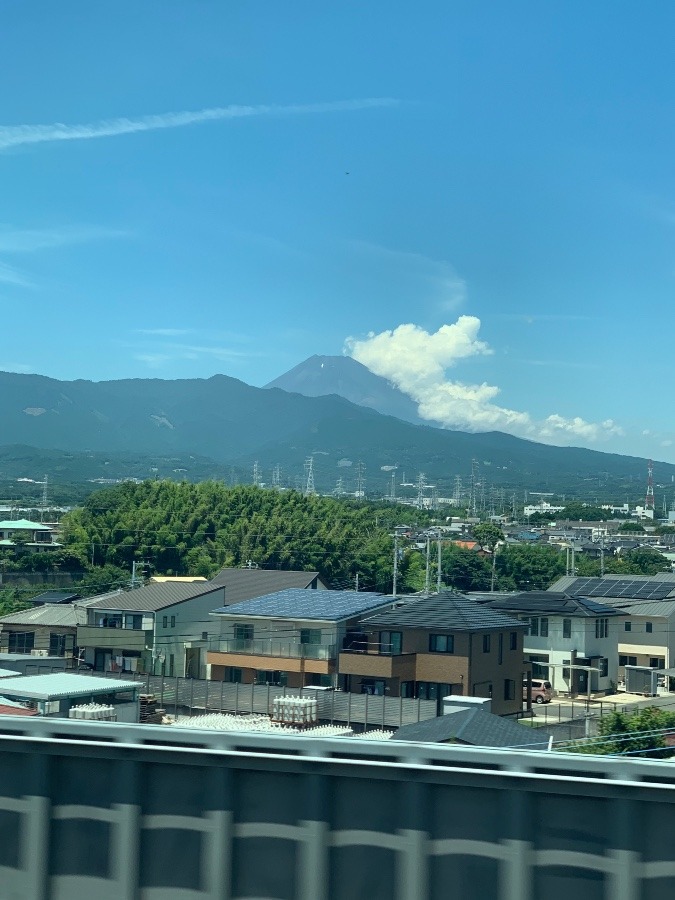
[523,678,553,704]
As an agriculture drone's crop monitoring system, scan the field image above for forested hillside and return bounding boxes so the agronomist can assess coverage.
[61,482,420,592]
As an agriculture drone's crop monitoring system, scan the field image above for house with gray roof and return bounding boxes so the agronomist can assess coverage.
[76,581,225,678]
[480,591,625,696]
[0,601,96,660]
[338,592,528,715]
[393,705,548,749]
[207,589,394,690]
[605,598,675,679]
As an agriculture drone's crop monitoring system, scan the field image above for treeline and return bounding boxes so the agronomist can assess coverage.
[1,482,670,611]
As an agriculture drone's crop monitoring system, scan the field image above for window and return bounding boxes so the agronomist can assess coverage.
[649,658,665,669]
[510,632,518,651]
[504,679,515,701]
[498,633,503,665]
[646,622,653,633]
[619,655,637,667]
[49,632,66,656]
[529,617,539,637]
[170,615,176,628]
[379,631,402,655]
[599,658,608,678]
[624,621,632,632]
[124,614,142,630]
[233,624,254,651]
[401,681,414,698]
[539,618,549,638]
[228,667,243,683]
[562,619,571,639]
[482,634,491,653]
[300,628,322,645]
[429,634,454,653]
[8,631,34,654]
[162,616,168,628]
[416,682,452,701]
[595,618,608,639]
[168,654,175,677]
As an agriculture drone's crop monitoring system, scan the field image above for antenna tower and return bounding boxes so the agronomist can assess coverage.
[271,465,281,489]
[355,461,366,497]
[453,475,462,504]
[252,461,262,487]
[304,457,316,496]
[645,459,655,511]
[416,472,427,509]
[40,475,48,523]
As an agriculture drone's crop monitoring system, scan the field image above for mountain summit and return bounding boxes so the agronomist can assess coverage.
[265,355,426,426]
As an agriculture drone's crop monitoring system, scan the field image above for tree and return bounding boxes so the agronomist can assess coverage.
[570,707,675,758]
[472,524,505,592]
[618,521,645,533]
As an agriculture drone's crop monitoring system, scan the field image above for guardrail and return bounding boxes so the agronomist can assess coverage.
[0,716,674,899]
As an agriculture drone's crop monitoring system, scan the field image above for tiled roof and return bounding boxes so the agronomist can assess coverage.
[483,591,625,618]
[393,708,548,748]
[362,592,527,632]
[80,582,225,612]
[209,568,323,602]
[212,589,392,622]
[606,599,675,618]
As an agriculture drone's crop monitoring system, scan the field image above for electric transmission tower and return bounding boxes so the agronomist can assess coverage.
[252,461,262,488]
[304,457,316,496]
[271,465,281,489]
[355,461,366,497]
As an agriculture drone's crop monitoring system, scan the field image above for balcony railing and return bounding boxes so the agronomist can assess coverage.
[209,638,336,660]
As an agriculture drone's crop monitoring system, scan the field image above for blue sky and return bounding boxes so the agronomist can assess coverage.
[1,2,674,462]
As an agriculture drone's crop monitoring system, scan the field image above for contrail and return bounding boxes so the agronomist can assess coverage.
[0,98,397,151]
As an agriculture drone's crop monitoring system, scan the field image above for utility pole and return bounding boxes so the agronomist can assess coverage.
[600,530,605,577]
[392,532,399,598]
[436,534,442,593]
[424,533,431,595]
[354,573,359,592]
[131,560,138,589]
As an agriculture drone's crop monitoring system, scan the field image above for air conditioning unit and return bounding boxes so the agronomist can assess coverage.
[31,649,49,657]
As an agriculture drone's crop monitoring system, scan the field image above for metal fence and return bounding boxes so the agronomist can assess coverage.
[94,671,439,728]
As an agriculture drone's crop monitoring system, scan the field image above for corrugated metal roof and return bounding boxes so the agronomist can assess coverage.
[81,582,225,612]
[0,672,138,700]
[363,592,527,632]
[209,568,323,602]
[213,589,392,622]
[607,599,675,617]
[0,668,19,678]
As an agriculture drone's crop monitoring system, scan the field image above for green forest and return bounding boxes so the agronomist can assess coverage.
[0,481,671,615]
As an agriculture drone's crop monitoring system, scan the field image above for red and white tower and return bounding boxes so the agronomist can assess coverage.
[645,459,655,511]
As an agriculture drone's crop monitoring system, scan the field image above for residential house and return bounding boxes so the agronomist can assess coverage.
[481,591,625,695]
[606,599,675,676]
[0,519,60,552]
[0,603,91,659]
[338,592,528,715]
[76,582,225,677]
[207,589,393,688]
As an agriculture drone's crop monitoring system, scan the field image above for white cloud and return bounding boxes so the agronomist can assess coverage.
[0,98,397,152]
[135,328,192,338]
[0,261,31,287]
[344,317,624,446]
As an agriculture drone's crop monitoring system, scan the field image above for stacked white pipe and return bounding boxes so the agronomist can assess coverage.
[272,696,318,726]
[69,703,117,721]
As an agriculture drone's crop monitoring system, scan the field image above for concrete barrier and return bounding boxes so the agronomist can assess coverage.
[0,715,674,899]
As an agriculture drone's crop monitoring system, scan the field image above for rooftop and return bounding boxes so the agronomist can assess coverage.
[0,672,139,700]
[80,581,225,613]
[208,567,324,602]
[29,590,80,605]
[0,601,96,627]
[362,592,527,632]
[393,708,547,748]
[0,519,52,531]
[550,574,675,600]
[481,591,625,618]
[212,589,392,622]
